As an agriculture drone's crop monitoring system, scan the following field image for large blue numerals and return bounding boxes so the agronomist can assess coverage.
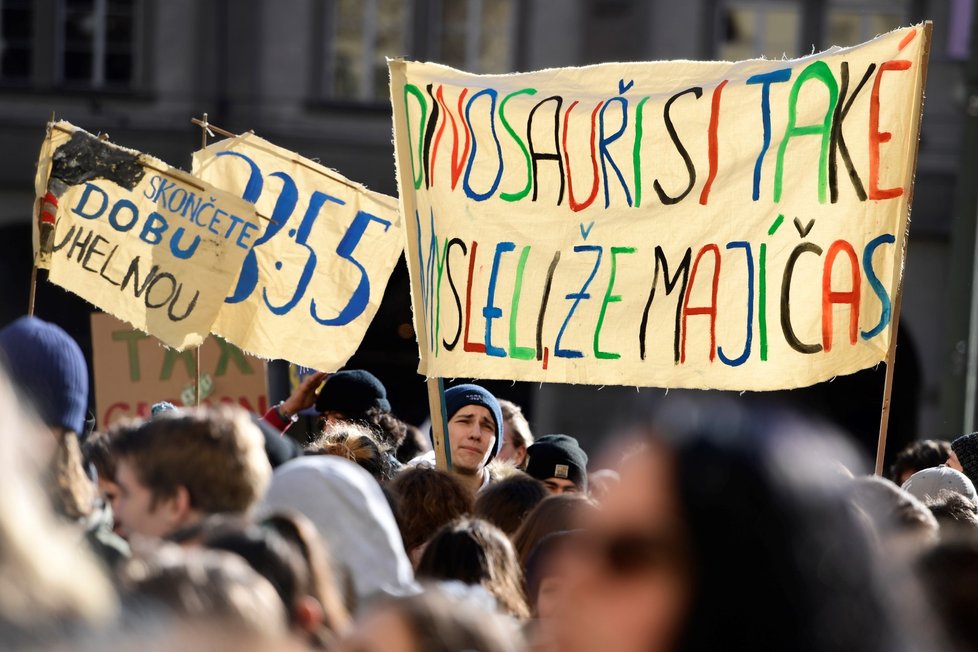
[263,191,343,315]
[312,210,392,326]
[214,150,389,326]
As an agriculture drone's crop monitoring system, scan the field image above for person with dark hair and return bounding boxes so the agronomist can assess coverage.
[118,544,287,638]
[513,494,597,570]
[82,431,119,508]
[474,473,548,536]
[949,433,978,487]
[307,422,394,483]
[917,537,978,652]
[410,384,505,494]
[890,439,953,484]
[525,434,589,495]
[261,510,351,638]
[200,518,342,648]
[498,399,533,469]
[925,490,978,532]
[395,424,431,464]
[388,467,473,566]
[552,402,922,652]
[416,518,529,620]
[109,406,271,541]
[337,586,522,652]
[82,430,125,536]
[250,414,302,470]
[265,370,407,454]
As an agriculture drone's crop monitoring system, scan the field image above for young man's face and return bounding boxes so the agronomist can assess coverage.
[544,477,580,495]
[447,405,497,475]
[113,458,177,539]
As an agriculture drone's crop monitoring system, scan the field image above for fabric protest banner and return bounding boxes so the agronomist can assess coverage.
[33,122,260,350]
[192,133,402,371]
[91,312,268,428]
[390,25,929,391]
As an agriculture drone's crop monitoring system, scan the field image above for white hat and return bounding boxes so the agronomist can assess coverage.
[901,465,978,504]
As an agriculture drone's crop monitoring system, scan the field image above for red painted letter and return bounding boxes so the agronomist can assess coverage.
[822,240,861,351]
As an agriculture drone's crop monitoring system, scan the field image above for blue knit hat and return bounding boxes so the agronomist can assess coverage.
[0,316,88,435]
[443,383,503,461]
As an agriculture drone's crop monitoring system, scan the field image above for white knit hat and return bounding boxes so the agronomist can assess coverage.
[901,465,978,504]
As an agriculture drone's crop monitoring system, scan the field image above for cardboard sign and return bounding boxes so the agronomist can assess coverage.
[390,25,929,390]
[193,134,403,370]
[33,122,260,349]
[90,312,268,428]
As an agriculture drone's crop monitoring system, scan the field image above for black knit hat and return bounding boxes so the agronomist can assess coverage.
[315,370,391,418]
[526,434,589,491]
[951,432,978,486]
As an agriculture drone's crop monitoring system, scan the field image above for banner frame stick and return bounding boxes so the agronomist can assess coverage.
[27,264,37,317]
[427,377,452,471]
[189,117,363,194]
[192,113,212,407]
[875,22,932,476]
[28,112,58,318]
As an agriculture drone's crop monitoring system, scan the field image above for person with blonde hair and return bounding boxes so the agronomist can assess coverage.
[498,399,534,470]
[306,422,394,483]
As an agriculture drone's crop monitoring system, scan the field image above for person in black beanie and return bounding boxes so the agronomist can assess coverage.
[949,432,978,486]
[264,369,406,454]
[525,434,589,495]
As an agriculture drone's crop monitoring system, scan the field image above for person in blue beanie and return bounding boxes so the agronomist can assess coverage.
[410,384,504,494]
[0,316,128,565]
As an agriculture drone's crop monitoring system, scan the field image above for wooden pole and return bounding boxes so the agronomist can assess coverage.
[427,377,452,471]
[875,23,932,476]
[29,112,58,318]
[193,113,211,407]
[27,264,37,317]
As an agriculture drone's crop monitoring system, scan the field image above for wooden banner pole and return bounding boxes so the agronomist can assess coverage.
[427,377,452,471]
[28,112,59,318]
[876,289,904,476]
[192,113,212,407]
[875,22,932,476]
[27,265,37,317]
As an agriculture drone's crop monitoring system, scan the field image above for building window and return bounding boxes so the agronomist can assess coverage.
[320,0,517,103]
[717,0,908,61]
[325,0,413,102]
[58,0,137,89]
[0,0,32,81]
[433,0,515,73]
[719,1,802,60]
[825,0,906,48]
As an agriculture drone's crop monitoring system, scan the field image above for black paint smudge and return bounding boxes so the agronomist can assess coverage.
[51,131,144,190]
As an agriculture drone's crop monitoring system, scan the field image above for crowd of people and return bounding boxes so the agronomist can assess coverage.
[2,314,978,651]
